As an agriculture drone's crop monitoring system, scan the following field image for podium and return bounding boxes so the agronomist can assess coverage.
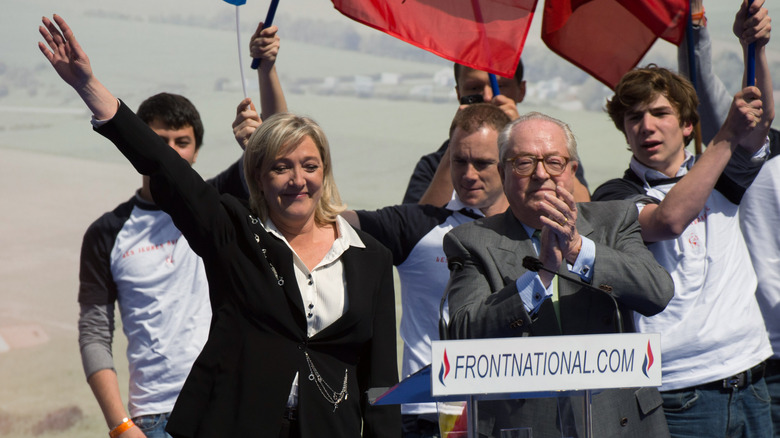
[371,333,661,438]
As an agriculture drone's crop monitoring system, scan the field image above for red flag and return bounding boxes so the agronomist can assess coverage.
[332,0,538,78]
[542,0,688,88]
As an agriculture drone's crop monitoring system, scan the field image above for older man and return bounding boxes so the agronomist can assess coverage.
[443,112,674,437]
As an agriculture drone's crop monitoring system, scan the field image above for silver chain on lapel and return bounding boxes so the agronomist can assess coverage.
[250,215,284,286]
[305,351,349,412]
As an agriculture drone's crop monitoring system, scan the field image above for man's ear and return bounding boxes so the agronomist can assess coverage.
[517,80,527,104]
[682,121,694,138]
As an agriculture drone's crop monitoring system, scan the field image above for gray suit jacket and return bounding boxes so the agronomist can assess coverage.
[443,201,674,438]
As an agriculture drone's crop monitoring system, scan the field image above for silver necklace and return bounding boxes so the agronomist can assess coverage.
[305,351,349,412]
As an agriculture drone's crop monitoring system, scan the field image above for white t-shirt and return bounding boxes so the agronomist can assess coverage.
[110,202,211,416]
[631,156,771,391]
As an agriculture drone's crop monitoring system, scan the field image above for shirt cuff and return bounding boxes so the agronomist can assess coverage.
[751,136,771,163]
[516,271,551,314]
[569,235,595,282]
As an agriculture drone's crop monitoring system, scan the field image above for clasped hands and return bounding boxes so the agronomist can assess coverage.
[537,183,582,281]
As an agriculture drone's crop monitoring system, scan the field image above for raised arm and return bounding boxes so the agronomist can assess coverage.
[250,23,287,120]
[38,15,118,120]
[639,86,763,242]
[733,0,774,152]
[418,143,454,206]
[677,1,730,144]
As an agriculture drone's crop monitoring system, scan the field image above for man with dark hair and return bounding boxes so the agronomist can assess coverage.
[592,38,773,435]
[137,93,205,148]
[343,103,510,438]
[403,61,591,206]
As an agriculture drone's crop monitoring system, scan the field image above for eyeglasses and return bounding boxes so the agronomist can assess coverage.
[504,154,571,176]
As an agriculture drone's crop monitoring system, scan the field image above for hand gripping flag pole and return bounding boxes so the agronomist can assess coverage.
[251,0,280,70]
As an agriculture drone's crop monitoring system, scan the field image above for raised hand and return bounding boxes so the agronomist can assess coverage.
[250,22,287,119]
[491,94,521,121]
[734,0,771,49]
[232,98,262,150]
[723,86,763,146]
[38,15,93,89]
[249,23,281,65]
[538,183,582,266]
[37,14,117,120]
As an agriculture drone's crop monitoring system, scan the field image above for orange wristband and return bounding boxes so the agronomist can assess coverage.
[109,417,135,438]
[691,10,707,27]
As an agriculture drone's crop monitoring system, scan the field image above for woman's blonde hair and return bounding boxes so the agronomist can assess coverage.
[243,112,345,225]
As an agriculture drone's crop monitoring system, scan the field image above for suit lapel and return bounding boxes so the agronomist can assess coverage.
[245,214,307,321]
[574,204,594,240]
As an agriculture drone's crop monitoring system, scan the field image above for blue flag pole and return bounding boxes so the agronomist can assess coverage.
[488,74,500,97]
[251,0,280,70]
[747,0,756,86]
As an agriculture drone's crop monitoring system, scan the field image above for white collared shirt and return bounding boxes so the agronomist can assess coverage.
[265,215,365,337]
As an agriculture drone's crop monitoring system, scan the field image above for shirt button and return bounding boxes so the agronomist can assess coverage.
[534,294,541,300]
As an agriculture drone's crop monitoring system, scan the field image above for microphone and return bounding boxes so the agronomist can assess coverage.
[522,256,624,333]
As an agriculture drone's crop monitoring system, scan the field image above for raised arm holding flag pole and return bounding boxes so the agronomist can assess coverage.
[222,0,283,102]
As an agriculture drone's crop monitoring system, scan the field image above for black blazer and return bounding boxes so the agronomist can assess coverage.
[97,102,400,437]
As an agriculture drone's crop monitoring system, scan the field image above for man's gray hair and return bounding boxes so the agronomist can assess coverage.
[498,112,580,163]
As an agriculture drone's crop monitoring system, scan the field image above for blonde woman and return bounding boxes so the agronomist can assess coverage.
[39,15,400,438]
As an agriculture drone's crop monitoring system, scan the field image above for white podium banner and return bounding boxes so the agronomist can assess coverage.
[431,333,661,396]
